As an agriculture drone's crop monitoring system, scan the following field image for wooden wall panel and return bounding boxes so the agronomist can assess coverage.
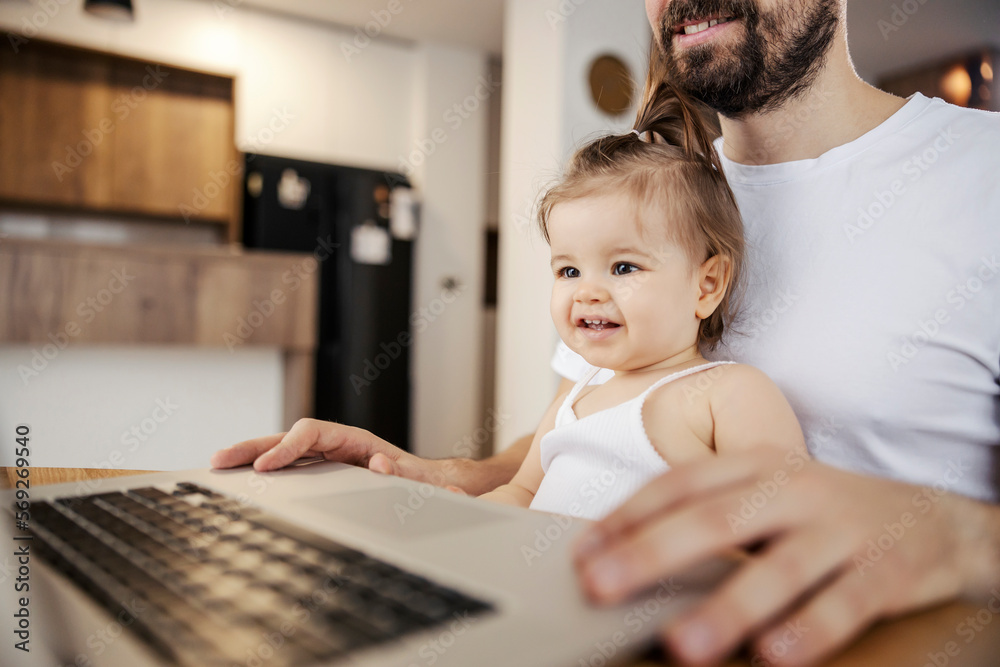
[0,239,316,351]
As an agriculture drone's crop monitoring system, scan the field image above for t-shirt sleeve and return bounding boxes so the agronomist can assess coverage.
[551,341,614,385]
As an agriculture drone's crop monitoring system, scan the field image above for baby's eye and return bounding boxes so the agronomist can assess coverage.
[613,262,640,276]
[557,266,580,278]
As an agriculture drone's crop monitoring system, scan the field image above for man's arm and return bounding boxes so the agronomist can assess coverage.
[479,386,565,507]
[572,451,1000,665]
[210,378,577,496]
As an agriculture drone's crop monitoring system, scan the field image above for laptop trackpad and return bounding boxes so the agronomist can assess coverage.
[301,487,511,540]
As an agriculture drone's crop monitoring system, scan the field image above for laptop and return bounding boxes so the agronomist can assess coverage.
[1,460,733,666]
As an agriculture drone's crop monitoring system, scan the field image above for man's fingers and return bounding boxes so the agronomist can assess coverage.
[575,450,796,560]
[210,433,287,469]
[368,452,399,476]
[665,528,856,664]
[577,477,811,604]
[254,420,330,471]
[750,568,885,666]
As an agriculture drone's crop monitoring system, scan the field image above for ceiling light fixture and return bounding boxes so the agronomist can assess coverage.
[84,0,135,22]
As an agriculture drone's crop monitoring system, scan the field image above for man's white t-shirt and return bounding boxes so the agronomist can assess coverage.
[552,94,1000,503]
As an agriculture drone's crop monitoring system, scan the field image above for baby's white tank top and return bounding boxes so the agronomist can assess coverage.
[529,361,735,520]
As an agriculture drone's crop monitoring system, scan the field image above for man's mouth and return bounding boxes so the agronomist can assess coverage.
[577,318,621,331]
[674,15,736,36]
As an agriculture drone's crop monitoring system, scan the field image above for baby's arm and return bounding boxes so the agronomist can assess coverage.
[708,365,807,456]
[478,390,565,508]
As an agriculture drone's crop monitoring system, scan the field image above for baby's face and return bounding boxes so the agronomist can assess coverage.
[547,193,704,372]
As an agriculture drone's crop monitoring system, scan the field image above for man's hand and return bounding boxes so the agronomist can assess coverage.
[210,418,532,495]
[572,450,998,665]
[211,418,464,486]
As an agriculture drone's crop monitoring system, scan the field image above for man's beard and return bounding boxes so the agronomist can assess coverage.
[656,0,840,117]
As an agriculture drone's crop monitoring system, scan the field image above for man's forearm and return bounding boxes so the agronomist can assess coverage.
[443,433,532,495]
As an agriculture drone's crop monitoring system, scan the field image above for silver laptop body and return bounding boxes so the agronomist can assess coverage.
[1,461,729,667]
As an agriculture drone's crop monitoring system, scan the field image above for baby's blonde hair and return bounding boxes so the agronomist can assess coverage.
[538,61,744,351]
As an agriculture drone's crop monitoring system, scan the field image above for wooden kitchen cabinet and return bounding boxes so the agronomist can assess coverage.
[0,43,115,209]
[0,36,239,238]
[109,58,237,223]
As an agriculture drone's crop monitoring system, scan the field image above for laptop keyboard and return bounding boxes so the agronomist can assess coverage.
[28,482,493,666]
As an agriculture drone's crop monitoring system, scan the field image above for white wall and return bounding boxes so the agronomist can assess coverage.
[406,43,489,459]
[494,0,650,450]
[0,346,282,469]
[0,0,488,465]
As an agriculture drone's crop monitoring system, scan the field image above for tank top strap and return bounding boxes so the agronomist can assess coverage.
[556,365,605,424]
[635,361,737,406]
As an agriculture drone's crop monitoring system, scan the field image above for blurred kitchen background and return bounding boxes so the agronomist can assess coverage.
[0,0,997,470]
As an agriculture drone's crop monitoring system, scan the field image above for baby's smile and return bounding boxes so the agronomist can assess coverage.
[578,317,621,331]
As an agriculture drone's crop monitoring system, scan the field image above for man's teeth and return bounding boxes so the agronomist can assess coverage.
[683,17,732,35]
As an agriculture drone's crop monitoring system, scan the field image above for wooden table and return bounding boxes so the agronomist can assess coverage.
[5,468,1000,666]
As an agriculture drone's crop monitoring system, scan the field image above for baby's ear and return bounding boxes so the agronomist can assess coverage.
[695,255,729,320]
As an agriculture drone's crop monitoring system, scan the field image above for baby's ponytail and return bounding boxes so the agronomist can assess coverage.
[632,67,725,183]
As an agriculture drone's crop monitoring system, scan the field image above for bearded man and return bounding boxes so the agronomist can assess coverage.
[215,2,1000,664]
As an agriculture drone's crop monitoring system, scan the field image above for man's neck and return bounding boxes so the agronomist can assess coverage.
[717,38,908,165]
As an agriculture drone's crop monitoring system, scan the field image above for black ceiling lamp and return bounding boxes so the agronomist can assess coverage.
[84,0,135,22]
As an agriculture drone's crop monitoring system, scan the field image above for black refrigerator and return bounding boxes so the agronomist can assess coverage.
[241,154,415,451]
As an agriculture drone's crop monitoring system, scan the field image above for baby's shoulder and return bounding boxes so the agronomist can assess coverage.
[701,362,779,398]
[645,362,777,408]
